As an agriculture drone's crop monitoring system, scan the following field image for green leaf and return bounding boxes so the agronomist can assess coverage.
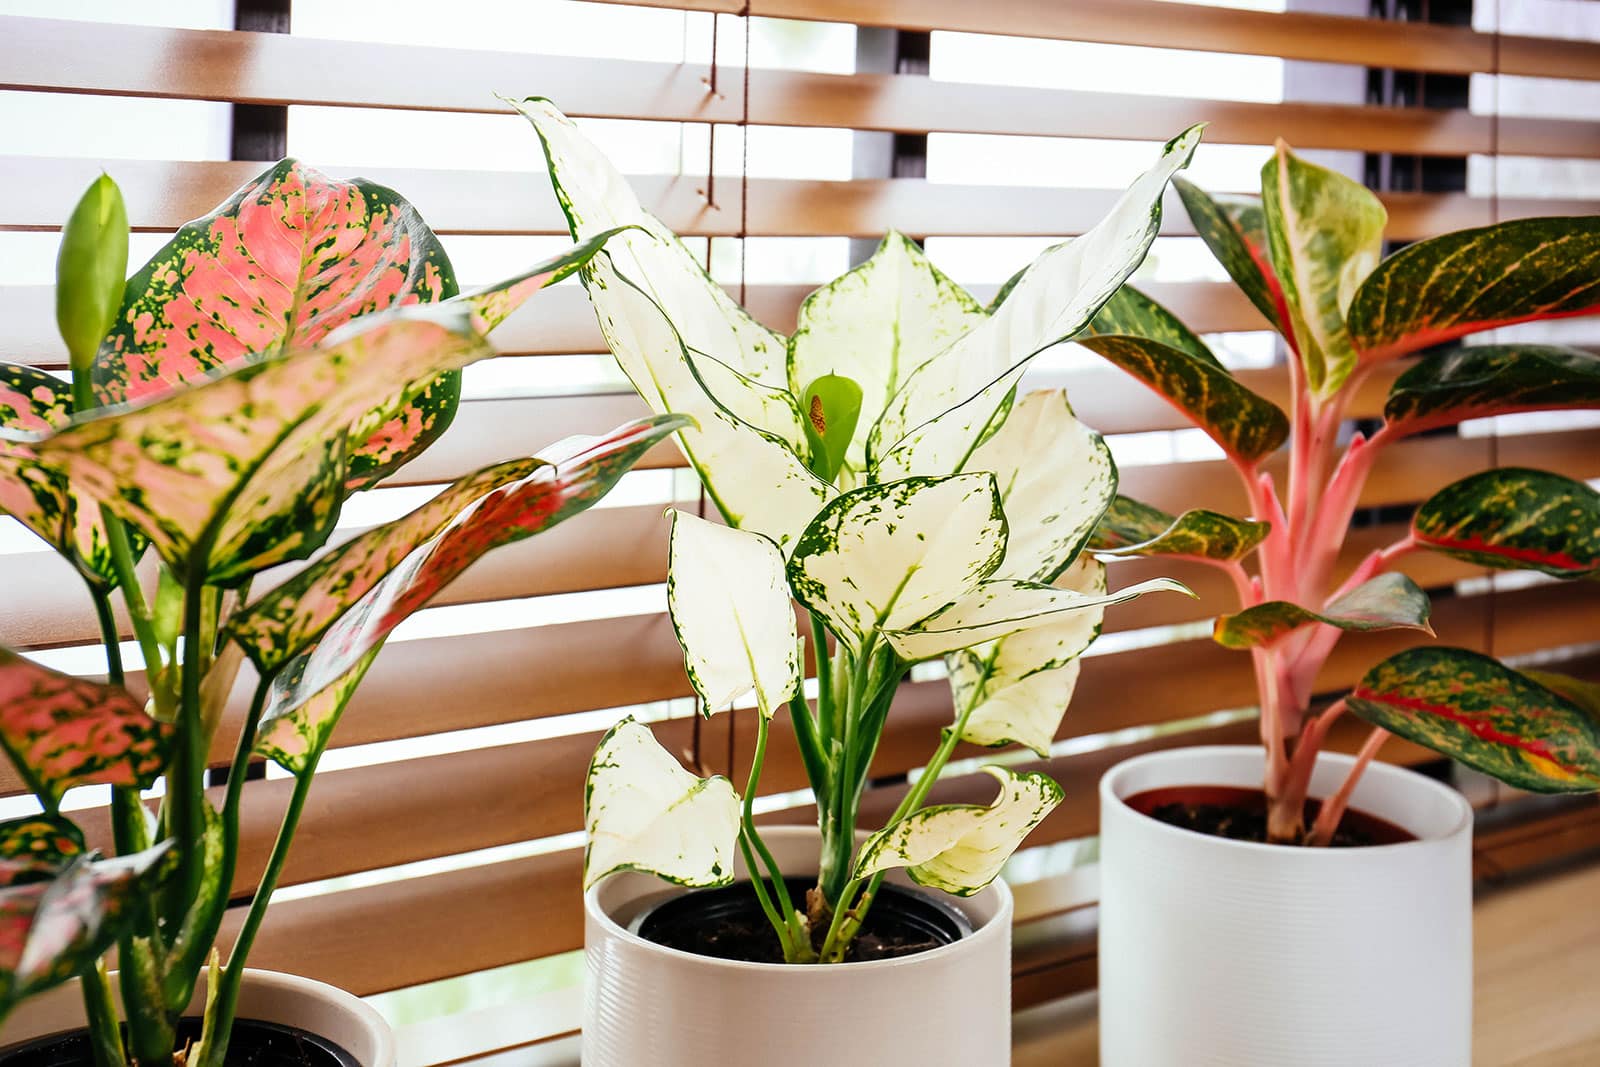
[1090,495,1268,563]
[1174,178,1286,334]
[1348,216,1600,363]
[1077,286,1289,463]
[254,648,380,775]
[1522,671,1600,720]
[1382,344,1600,439]
[89,158,464,491]
[1348,647,1600,793]
[799,373,864,484]
[870,125,1203,481]
[1261,142,1387,397]
[1213,572,1433,649]
[1412,467,1600,577]
[786,473,1007,654]
[583,717,740,890]
[0,816,84,865]
[853,766,1064,895]
[29,303,493,586]
[0,843,174,1012]
[0,648,172,808]
[56,174,129,374]
[961,388,1116,583]
[789,232,986,480]
[666,511,800,719]
[948,556,1106,756]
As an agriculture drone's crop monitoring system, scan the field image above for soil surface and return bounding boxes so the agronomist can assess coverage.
[637,877,969,964]
[0,1019,358,1067]
[1127,785,1415,847]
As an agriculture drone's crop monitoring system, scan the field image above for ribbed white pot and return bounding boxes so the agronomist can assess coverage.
[1099,745,1473,1067]
[0,969,395,1066]
[584,825,1013,1067]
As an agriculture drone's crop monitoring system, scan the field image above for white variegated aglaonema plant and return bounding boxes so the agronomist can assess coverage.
[518,99,1200,963]
[0,167,682,1064]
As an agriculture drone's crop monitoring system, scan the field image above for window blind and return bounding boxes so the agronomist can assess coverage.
[2,0,1598,1058]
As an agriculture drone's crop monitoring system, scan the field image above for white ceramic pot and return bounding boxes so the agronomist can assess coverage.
[0,968,395,1066]
[584,825,1013,1067]
[1099,745,1473,1067]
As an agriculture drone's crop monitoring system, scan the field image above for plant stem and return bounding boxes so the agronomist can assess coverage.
[164,573,208,933]
[737,832,795,958]
[102,516,167,713]
[740,713,811,959]
[1305,726,1390,847]
[80,961,128,1067]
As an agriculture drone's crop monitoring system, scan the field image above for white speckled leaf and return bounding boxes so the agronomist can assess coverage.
[789,232,986,480]
[948,557,1107,755]
[583,717,741,890]
[667,510,800,719]
[869,126,1203,481]
[853,766,1064,895]
[786,473,1006,653]
[585,255,833,553]
[962,389,1115,582]
[885,575,1192,662]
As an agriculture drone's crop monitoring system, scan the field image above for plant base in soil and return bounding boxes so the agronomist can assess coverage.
[1127,785,1414,847]
[0,1018,360,1067]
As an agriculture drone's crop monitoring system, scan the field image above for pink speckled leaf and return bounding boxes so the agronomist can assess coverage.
[246,413,689,761]
[0,648,172,808]
[0,842,172,1011]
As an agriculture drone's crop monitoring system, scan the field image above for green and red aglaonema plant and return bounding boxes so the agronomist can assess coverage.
[1076,140,1600,844]
[516,99,1201,963]
[0,164,685,1063]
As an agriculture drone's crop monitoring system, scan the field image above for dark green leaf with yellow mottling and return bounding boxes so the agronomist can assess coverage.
[1090,495,1268,563]
[1522,671,1600,721]
[1082,284,1221,367]
[0,817,84,866]
[1213,572,1432,649]
[1413,467,1600,577]
[1348,647,1600,793]
[1382,344,1600,438]
[1348,216,1600,363]
[1174,178,1286,335]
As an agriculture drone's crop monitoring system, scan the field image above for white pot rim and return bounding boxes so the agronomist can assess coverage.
[584,824,1013,975]
[1100,744,1473,857]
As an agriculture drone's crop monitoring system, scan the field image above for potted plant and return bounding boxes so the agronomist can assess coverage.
[1079,142,1600,1064]
[510,99,1200,1066]
[0,166,685,1065]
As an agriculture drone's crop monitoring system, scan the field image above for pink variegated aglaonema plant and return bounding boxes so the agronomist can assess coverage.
[1078,140,1600,844]
[0,165,684,1064]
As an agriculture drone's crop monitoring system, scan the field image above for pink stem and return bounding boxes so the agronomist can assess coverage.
[1305,726,1391,847]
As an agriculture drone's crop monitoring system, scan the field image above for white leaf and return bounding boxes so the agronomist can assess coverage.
[585,256,834,552]
[885,575,1193,662]
[948,557,1107,756]
[853,766,1065,895]
[963,389,1115,582]
[787,473,1006,652]
[583,717,741,890]
[870,125,1204,481]
[789,232,987,479]
[667,510,800,718]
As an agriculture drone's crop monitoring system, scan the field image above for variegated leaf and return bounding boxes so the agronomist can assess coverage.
[1212,572,1433,650]
[236,415,688,726]
[1383,344,1600,439]
[584,717,740,890]
[1090,495,1269,563]
[32,304,493,585]
[1261,143,1387,397]
[0,843,173,1011]
[1173,178,1286,335]
[584,255,833,552]
[1412,467,1600,577]
[948,556,1106,756]
[885,575,1193,662]
[1348,647,1600,792]
[853,766,1064,895]
[870,126,1203,481]
[0,817,84,865]
[1523,671,1600,719]
[787,473,1007,653]
[1348,216,1600,364]
[0,648,171,808]
[1077,286,1289,463]
[960,389,1116,583]
[789,232,986,479]
[666,510,800,719]
[254,648,380,775]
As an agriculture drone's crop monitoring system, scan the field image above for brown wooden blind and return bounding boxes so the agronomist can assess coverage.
[3,1,1599,1059]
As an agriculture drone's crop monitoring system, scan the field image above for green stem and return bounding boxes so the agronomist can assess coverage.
[163,573,208,933]
[80,960,128,1067]
[737,832,795,959]
[740,714,812,960]
[810,615,832,728]
[103,517,166,713]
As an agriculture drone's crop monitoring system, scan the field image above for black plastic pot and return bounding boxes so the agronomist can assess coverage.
[0,1018,359,1066]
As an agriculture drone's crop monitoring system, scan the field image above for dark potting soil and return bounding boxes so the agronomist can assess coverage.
[1127,785,1415,847]
[0,1018,359,1067]
[636,876,972,964]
